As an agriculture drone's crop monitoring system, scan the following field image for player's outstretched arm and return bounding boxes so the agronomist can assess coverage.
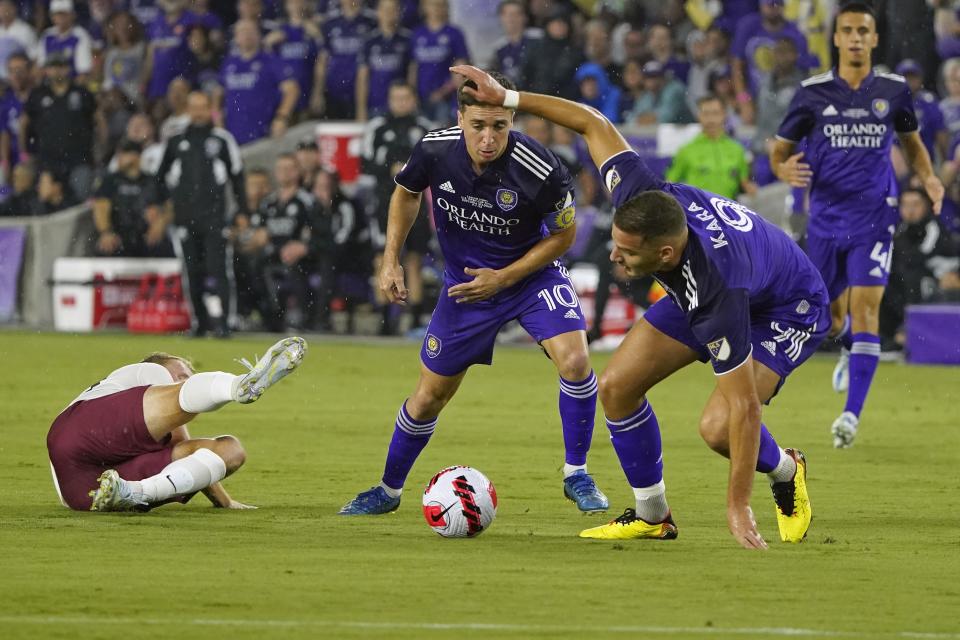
[381,185,423,305]
[715,358,768,551]
[898,131,945,215]
[451,65,632,170]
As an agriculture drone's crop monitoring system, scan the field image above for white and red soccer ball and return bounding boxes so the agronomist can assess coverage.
[422,466,497,538]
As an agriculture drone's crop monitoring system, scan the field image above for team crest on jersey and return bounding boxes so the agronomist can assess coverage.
[872,99,889,118]
[707,337,731,362]
[496,189,518,211]
[425,334,442,358]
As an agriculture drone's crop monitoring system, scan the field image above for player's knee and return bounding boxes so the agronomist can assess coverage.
[698,410,729,453]
[213,435,246,472]
[409,388,452,417]
[598,369,639,413]
[556,349,591,381]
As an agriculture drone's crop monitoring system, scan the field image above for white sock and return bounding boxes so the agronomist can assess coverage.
[633,480,669,523]
[133,448,227,503]
[563,463,587,478]
[380,482,402,498]
[178,372,239,413]
[767,449,798,484]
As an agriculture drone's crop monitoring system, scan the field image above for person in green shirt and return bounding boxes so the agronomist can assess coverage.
[666,94,758,199]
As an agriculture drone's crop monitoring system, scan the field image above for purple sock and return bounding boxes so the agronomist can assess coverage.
[559,371,597,466]
[380,402,437,490]
[836,315,853,350]
[606,400,662,488]
[755,423,782,473]
[845,332,880,417]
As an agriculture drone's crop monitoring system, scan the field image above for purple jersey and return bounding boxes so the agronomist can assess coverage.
[493,37,532,85]
[321,14,376,102]
[731,15,812,92]
[0,89,22,163]
[395,127,575,297]
[128,0,161,29]
[145,11,197,100]
[913,89,945,159]
[777,69,918,240]
[359,29,412,116]
[220,50,293,144]
[38,26,93,76]
[600,150,829,374]
[411,24,470,100]
[940,96,960,137]
[272,24,319,111]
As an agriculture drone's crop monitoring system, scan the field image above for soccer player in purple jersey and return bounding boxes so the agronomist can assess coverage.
[339,71,610,517]
[47,338,305,512]
[454,64,825,549]
[771,3,944,449]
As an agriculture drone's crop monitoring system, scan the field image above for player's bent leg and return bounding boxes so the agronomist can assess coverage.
[581,318,698,540]
[340,364,468,516]
[541,330,608,513]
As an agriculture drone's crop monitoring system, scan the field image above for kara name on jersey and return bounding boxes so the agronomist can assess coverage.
[822,122,887,148]
[435,196,520,235]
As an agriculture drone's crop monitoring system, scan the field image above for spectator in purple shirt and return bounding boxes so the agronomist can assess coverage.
[38,0,93,82]
[491,0,539,86]
[411,0,470,122]
[0,51,32,176]
[216,19,299,144]
[940,57,960,140]
[142,0,196,102]
[356,0,413,122]
[646,23,689,84]
[731,0,811,125]
[317,0,376,119]
[188,0,224,50]
[265,0,321,115]
[897,58,949,163]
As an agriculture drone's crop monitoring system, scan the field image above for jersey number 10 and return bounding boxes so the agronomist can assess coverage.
[538,284,580,311]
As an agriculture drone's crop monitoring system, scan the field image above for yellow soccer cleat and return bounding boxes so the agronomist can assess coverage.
[771,449,812,543]
[578,508,678,540]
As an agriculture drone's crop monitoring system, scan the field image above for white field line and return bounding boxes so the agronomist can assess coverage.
[0,616,958,638]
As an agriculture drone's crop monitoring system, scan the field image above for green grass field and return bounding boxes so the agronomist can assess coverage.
[1,331,958,640]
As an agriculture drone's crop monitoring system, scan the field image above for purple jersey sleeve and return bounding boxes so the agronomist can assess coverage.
[689,285,753,374]
[893,84,919,133]
[533,162,575,233]
[599,150,665,207]
[394,141,430,192]
[776,86,815,143]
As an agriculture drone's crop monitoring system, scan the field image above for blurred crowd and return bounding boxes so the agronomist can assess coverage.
[0,0,956,342]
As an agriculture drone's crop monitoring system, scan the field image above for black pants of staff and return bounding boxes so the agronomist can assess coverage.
[172,224,232,337]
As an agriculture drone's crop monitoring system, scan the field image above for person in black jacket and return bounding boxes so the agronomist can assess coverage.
[519,6,584,100]
[155,91,247,338]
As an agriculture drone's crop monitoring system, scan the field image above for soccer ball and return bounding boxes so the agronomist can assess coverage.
[422,466,497,538]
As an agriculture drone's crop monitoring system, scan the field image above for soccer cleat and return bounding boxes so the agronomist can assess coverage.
[832,348,850,393]
[233,336,307,404]
[563,470,609,513]
[88,470,146,512]
[578,508,678,540]
[338,486,401,515]
[831,411,859,449]
[771,449,811,543]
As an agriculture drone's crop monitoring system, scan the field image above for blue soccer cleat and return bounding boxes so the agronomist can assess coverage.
[338,486,401,515]
[563,469,609,514]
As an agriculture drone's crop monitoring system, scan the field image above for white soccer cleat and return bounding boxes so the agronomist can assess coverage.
[88,470,145,512]
[832,348,850,393]
[831,411,859,449]
[233,336,307,404]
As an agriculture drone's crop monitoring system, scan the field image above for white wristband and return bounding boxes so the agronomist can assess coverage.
[503,89,520,109]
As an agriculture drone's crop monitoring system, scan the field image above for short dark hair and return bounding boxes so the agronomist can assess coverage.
[247,167,270,178]
[696,93,723,109]
[614,191,687,240]
[457,71,517,112]
[837,2,876,22]
[497,0,523,14]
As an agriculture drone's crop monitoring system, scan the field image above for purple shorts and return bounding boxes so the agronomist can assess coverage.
[806,230,894,301]
[644,296,830,394]
[421,264,587,376]
[47,386,174,510]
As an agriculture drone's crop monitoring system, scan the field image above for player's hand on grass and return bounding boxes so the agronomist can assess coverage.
[450,65,506,106]
[218,500,257,510]
[448,267,510,303]
[379,260,408,305]
[924,174,945,215]
[778,152,812,188]
[728,504,768,550]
